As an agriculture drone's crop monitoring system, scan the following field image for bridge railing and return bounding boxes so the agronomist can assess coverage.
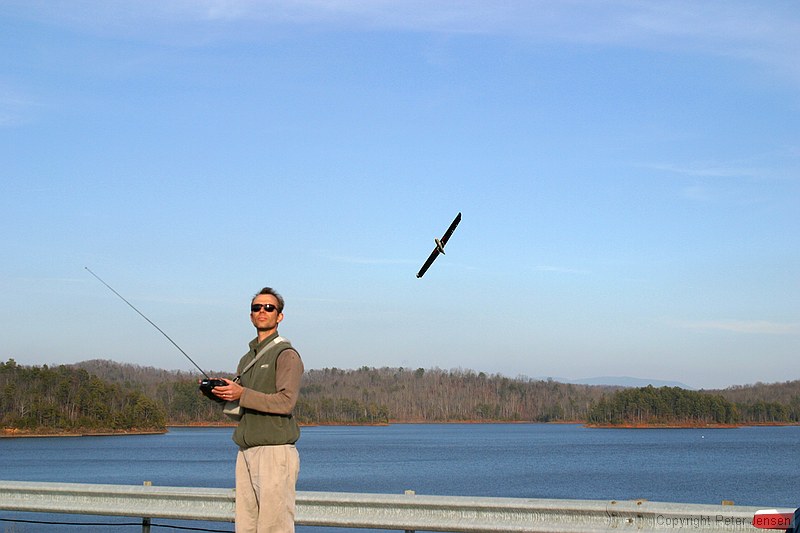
[0,480,772,532]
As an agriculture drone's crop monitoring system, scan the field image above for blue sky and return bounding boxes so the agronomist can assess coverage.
[2,1,798,390]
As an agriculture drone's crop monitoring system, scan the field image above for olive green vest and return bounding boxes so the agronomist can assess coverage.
[232,334,300,448]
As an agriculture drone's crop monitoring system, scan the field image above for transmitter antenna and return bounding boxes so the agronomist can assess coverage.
[85,267,210,379]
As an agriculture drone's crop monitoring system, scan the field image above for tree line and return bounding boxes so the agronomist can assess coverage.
[73,360,613,425]
[586,385,739,426]
[712,381,800,424]
[293,367,800,426]
[586,384,800,426]
[294,366,611,424]
[1,359,166,434]
[3,359,799,433]
[60,361,800,426]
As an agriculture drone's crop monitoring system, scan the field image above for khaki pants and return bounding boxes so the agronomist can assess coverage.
[235,444,300,533]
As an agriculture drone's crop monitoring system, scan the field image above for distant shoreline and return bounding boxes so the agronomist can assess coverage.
[4,420,797,438]
[1,428,168,439]
[585,421,797,429]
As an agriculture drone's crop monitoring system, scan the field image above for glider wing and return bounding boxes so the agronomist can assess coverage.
[416,212,462,278]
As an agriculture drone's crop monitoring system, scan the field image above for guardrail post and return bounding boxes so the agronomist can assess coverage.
[142,481,152,533]
[404,489,415,533]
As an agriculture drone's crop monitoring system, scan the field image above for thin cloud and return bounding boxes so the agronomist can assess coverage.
[678,319,799,335]
[233,2,798,85]
[647,162,765,180]
[640,159,793,204]
[0,87,42,127]
[8,1,800,85]
[642,146,799,183]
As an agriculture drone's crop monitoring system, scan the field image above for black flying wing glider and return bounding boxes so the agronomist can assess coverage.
[416,212,462,278]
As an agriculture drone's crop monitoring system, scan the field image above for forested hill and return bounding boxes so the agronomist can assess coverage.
[74,360,618,424]
[586,383,800,426]
[75,358,202,386]
[711,381,800,423]
[1,359,166,435]
[712,380,800,405]
[298,366,614,423]
[3,359,799,433]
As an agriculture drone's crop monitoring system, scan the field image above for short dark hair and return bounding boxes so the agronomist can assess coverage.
[252,287,284,313]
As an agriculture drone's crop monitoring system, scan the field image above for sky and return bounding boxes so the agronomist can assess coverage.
[1,1,798,390]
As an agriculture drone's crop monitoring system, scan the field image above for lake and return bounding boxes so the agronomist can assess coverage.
[1,423,798,532]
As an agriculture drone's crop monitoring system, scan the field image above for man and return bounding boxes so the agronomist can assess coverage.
[211,287,304,533]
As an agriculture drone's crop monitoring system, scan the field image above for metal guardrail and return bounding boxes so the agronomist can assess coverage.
[0,480,771,532]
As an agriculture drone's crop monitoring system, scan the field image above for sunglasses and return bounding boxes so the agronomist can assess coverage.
[251,303,278,313]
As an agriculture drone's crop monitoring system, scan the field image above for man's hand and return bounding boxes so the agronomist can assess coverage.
[198,378,226,403]
[213,378,244,402]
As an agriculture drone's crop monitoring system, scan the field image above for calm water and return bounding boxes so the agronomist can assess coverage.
[1,424,799,532]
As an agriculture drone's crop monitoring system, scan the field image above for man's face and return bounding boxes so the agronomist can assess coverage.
[250,294,283,333]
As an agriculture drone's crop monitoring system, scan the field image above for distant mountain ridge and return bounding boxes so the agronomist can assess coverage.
[562,376,696,390]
